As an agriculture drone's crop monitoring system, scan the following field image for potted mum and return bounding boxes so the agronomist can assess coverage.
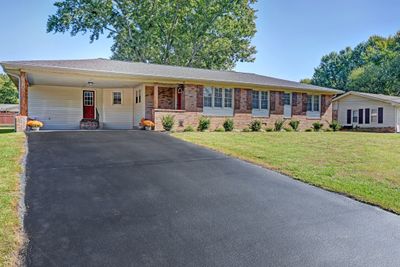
[140,118,155,130]
[27,120,44,131]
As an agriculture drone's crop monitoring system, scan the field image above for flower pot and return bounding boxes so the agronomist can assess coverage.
[31,127,40,132]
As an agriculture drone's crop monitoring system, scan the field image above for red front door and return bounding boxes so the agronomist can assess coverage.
[177,88,183,110]
[83,90,95,119]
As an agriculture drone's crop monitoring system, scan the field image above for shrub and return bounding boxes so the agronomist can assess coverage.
[288,120,300,131]
[161,114,175,131]
[215,127,225,132]
[329,120,341,132]
[249,120,262,131]
[284,127,293,132]
[223,118,234,132]
[183,125,195,132]
[242,127,251,132]
[265,127,274,132]
[274,120,284,131]
[312,122,324,132]
[198,116,210,131]
[305,128,313,132]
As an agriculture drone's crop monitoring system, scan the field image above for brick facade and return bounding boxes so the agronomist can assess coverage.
[151,84,335,131]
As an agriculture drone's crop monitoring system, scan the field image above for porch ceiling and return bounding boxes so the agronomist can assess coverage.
[11,69,142,88]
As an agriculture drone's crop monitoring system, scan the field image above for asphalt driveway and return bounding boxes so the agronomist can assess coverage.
[25,131,400,266]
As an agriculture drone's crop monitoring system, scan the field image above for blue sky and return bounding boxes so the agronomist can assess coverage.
[0,0,399,81]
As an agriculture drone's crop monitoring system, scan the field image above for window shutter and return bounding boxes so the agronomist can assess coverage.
[365,108,370,124]
[196,86,203,108]
[279,92,284,106]
[234,88,241,111]
[302,94,308,114]
[292,93,297,106]
[378,107,383,123]
[321,95,327,114]
[246,89,252,111]
[358,109,363,124]
[347,109,352,124]
[270,92,276,111]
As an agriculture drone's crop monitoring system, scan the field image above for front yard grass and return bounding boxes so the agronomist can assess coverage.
[173,131,400,214]
[0,127,25,266]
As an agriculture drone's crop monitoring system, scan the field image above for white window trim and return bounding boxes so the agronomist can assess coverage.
[352,109,359,123]
[306,94,321,118]
[112,91,123,105]
[203,87,234,116]
[252,90,269,117]
[371,108,378,123]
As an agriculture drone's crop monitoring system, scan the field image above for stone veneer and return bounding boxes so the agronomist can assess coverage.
[147,84,334,131]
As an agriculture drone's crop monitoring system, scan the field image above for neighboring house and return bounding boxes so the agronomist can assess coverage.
[0,59,342,132]
[0,104,19,125]
[333,91,400,133]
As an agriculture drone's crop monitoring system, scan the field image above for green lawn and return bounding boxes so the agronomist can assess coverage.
[173,132,400,214]
[0,127,25,267]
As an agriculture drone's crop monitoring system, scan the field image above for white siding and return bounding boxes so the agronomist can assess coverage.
[336,95,396,128]
[102,88,134,129]
[28,85,82,129]
[397,107,400,133]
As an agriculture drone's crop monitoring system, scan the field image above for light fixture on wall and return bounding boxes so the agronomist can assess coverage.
[87,81,94,87]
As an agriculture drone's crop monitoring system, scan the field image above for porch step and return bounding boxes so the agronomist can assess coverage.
[80,119,99,130]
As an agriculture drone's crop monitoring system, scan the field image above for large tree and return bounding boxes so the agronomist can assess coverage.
[305,31,400,95]
[47,0,257,70]
[0,74,18,104]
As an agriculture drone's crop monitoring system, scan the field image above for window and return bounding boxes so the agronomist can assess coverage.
[353,110,358,123]
[252,90,269,110]
[252,90,259,109]
[135,90,142,104]
[203,87,234,116]
[283,93,291,105]
[203,87,233,109]
[307,95,320,112]
[224,89,233,108]
[113,92,122,105]
[261,91,268,109]
[204,88,212,107]
[214,88,223,107]
[371,109,378,123]
[84,91,94,106]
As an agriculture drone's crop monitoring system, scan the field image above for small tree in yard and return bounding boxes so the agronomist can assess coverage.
[198,116,210,131]
[223,118,234,132]
[289,120,300,131]
[312,122,324,132]
[161,114,175,131]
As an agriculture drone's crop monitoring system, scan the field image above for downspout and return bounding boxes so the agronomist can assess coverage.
[7,72,21,115]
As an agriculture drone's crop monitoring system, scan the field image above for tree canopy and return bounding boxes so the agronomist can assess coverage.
[0,74,18,104]
[302,31,400,96]
[47,0,257,70]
